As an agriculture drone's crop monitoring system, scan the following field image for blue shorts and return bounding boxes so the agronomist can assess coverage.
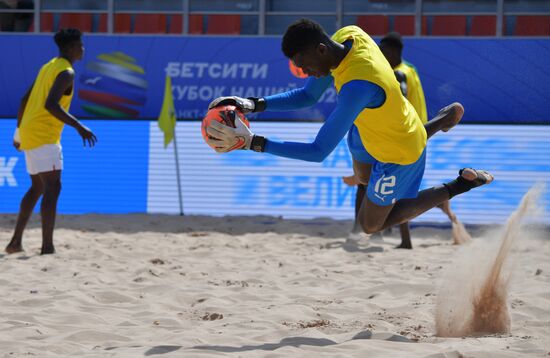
[347,125,426,206]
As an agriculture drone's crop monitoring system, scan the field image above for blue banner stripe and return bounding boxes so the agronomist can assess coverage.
[0,35,548,122]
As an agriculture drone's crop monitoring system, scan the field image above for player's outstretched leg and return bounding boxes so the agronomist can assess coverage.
[379,168,493,231]
[425,102,464,139]
[444,168,494,199]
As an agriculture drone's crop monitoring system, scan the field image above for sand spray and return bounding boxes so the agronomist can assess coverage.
[435,185,543,337]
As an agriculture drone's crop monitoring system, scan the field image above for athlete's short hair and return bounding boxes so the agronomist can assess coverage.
[282,19,327,58]
[54,28,82,51]
[380,32,403,51]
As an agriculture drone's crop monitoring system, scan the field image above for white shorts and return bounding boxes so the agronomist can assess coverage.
[24,144,63,175]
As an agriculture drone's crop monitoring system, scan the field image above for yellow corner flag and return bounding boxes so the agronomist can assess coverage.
[158,76,176,148]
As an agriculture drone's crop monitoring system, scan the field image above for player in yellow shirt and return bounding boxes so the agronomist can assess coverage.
[206,19,492,237]
[6,28,97,255]
[344,32,471,248]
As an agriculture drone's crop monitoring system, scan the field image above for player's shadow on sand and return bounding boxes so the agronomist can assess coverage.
[324,241,384,253]
[183,330,412,354]
[144,345,182,355]
[0,253,31,260]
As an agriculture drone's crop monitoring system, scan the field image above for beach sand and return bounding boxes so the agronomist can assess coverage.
[0,214,548,357]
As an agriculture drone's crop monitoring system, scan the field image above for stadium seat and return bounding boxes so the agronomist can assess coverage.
[206,14,240,34]
[356,15,389,35]
[431,15,467,36]
[168,14,204,34]
[134,14,167,34]
[96,13,107,32]
[470,15,496,36]
[190,15,204,34]
[391,16,428,35]
[29,13,54,32]
[59,13,93,33]
[114,13,131,33]
[393,15,414,35]
[514,16,550,36]
[168,14,182,34]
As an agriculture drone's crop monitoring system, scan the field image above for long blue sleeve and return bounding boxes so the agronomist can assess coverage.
[264,75,334,111]
[264,80,385,162]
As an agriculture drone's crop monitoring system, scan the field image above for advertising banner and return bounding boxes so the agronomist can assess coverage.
[0,35,549,123]
[1,119,548,224]
[148,122,550,225]
[0,120,150,214]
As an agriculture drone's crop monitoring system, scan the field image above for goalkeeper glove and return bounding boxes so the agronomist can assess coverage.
[205,116,266,153]
[208,96,266,113]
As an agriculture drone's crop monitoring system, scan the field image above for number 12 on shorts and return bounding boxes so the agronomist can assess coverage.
[374,175,396,195]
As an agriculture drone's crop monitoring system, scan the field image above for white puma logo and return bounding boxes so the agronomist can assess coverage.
[85,76,101,85]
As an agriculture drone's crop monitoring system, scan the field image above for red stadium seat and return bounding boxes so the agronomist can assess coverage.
[422,16,429,35]
[206,14,240,34]
[356,15,389,35]
[114,13,131,33]
[134,14,167,34]
[169,14,203,34]
[393,15,414,35]
[190,15,204,34]
[392,16,428,35]
[431,15,467,36]
[470,15,496,36]
[514,16,550,36]
[59,13,93,32]
[168,14,182,34]
[97,13,107,33]
[30,13,54,32]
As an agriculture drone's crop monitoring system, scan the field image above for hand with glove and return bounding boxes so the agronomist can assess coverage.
[205,115,266,153]
[208,96,266,113]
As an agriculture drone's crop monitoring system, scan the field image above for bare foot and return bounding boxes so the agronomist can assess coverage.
[40,245,55,255]
[5,243,24,254]
[342,174,360,186]
[460,168,494,187]
[435,102,464,132]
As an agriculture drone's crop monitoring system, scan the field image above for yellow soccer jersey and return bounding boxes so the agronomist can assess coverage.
[19,57,74,150]
[394,61,428,124]
[331,26,426,165]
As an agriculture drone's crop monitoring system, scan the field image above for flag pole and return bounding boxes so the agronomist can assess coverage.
[158,75,183,216]
[172,125,184,216]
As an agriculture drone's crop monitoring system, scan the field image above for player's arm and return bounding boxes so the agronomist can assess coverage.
[261,80,383,162]
[394,70,407,97]
[45,70,81,127]
[13,82,34,149]
[45,70,97,147]
[262,75,334,111]
[17,82,34,128]
[208,75,333,114]
[206,80,385,161]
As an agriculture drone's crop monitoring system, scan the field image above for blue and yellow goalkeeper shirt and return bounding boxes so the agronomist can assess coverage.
[263,26,427,165]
